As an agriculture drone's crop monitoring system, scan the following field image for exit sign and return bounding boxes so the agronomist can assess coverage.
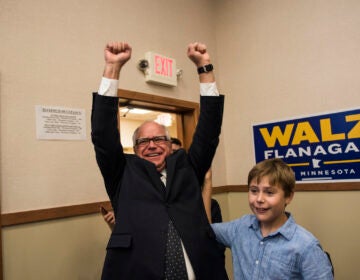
[145,52,177,87]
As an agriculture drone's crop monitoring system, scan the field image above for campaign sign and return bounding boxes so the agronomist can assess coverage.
[252,109,360,182]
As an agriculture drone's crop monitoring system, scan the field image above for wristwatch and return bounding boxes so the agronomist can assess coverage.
[197,64,214,74]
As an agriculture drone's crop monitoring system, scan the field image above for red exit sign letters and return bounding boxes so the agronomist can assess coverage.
[145,52,177,86]
[155,55,173,77]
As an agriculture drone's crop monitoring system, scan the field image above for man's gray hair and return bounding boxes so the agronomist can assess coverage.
[132,121,170,146]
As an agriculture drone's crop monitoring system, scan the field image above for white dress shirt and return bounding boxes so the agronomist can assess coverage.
[98,77,219,97]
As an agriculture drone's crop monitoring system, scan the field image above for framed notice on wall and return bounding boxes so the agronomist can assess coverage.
[35,105,86,140]
[252,108,360,183]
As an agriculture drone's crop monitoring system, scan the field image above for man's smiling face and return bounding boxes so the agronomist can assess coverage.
[133,121,171,172]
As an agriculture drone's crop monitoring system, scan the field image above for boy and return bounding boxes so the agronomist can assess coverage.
[209,158,334,279]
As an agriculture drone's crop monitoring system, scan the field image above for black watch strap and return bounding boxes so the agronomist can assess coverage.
[197,64,214,74]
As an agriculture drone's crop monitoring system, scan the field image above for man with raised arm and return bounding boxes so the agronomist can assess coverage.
[91,41,228,280]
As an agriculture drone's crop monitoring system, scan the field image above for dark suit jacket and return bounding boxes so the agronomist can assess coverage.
[211,199,223,224]
[91,93,228,280]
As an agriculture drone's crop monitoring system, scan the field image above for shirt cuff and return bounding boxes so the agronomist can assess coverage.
[200,82,220,96]
[98,77,119,97]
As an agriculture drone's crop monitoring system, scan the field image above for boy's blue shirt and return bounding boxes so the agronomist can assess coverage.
[211,213,333,280]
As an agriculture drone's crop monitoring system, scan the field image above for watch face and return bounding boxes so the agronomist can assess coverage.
[198,64,213,74]
[205,64,213,72]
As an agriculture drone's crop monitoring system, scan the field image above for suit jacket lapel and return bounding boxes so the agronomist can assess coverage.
[135,157,166,197]
[165,151,184,199]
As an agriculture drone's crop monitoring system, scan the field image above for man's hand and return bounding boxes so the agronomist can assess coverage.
[187,42,211,67]
[104,42,132,67]
[100,206,115,231]
[187,42,215,83]
[103,41,132,79]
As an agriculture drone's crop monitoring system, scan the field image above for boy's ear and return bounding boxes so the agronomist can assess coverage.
[285,191,294,207]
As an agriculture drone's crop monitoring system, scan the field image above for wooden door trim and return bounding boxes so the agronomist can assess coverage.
[118,89,199,150]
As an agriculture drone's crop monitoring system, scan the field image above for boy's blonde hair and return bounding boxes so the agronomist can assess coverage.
[247,158,295,197]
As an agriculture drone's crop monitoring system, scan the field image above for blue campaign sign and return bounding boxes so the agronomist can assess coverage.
[252,109,360,182]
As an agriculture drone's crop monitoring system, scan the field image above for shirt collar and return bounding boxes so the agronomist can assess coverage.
[159,169,167,178]
[248,212,297,240]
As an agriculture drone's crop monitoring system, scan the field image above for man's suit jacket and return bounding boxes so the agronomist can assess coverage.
[91,93,228,280]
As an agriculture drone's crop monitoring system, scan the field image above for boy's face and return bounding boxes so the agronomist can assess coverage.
[248,175,294,232]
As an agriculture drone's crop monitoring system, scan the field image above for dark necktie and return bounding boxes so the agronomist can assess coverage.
[164,220,188,280]
[160,173,188,280]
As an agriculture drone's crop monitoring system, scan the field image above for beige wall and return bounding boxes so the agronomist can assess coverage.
[0,0,219,213]
[214,0,360,183]
[1,0,360,279]
[2,214,109,280]
[214,1,360,279]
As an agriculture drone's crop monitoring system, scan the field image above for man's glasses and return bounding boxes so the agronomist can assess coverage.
[135,136,169,147]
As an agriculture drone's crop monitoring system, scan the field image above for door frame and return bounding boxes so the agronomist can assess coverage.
[118,89,199,150]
